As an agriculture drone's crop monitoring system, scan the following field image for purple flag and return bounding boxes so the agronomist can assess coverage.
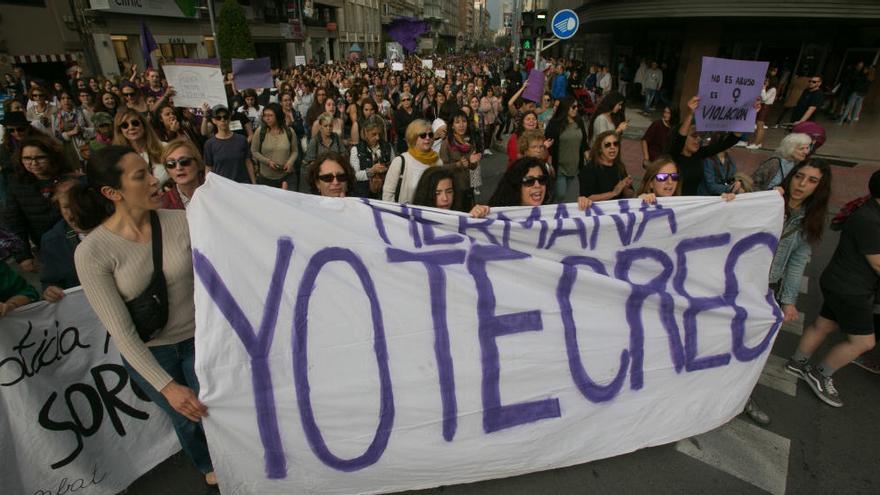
[387,17,428,53]
[521,69,545,103]
[232,57,274,90]
[696,56,769,133]
[140,20,160,68]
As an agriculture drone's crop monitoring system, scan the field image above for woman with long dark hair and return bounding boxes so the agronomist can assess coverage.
[489,157,551,207]
[545,97,588,202]
[95,91,121,117]
[578,130,634,203]
[440,111,483,210]
[70,145,218,492]
[4,135,77,272]
[412,166,490,217]
[589,91,628,142]
[251,102,298,188]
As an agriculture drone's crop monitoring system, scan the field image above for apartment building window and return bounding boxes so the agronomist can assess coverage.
[204,37,216,58]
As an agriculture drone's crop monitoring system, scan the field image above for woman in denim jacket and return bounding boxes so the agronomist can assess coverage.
[769,159,832,322]
[744,159,831,426]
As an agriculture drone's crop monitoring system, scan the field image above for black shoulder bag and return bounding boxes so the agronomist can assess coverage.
[125,211,169,342]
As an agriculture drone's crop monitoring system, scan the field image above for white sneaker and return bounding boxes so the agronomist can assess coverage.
[762,125,768,129]
[746,144,761,150]
[734,141,748,147]
[483,149,493,156]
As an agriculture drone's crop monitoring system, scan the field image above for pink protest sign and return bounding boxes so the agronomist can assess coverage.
[696,56,769,133]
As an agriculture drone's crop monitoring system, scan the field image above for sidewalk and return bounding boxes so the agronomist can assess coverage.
[620,104,879,209]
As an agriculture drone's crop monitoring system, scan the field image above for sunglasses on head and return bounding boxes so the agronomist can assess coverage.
[418,131,434,139]
[165,157,196,169]
[654,172,679,182]
[603,140,619,148]
[522,175,548,186]
[119,119,141,130]
[318,173,348,183]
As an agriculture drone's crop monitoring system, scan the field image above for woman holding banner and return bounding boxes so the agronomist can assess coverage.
[412,166,490,217]
[308,151,356,197]
[71,146,219,493]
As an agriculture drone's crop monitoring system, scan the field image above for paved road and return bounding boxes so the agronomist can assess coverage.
[124,147,880,495]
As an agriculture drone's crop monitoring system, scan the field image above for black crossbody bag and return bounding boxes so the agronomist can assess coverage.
[125,211,169,342]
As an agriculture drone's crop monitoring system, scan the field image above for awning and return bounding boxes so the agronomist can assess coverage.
[13,53,81,64]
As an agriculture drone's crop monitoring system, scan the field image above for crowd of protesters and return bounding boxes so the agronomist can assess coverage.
[0,48,878,492]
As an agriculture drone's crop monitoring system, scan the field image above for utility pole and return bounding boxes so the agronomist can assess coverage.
[511,0,522,63]
[206,0,221,62]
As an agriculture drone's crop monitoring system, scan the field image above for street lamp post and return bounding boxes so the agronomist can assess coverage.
[206,0,221,62]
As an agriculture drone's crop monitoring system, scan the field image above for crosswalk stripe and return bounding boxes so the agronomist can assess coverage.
[675,418,790,495]
[759,354,798,397]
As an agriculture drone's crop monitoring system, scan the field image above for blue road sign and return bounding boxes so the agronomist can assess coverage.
[551,9,580,40]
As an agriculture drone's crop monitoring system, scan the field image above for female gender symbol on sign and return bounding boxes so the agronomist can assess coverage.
[732,87,741,104]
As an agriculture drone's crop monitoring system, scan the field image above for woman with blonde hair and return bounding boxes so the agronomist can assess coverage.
[159,138,204,210]
[112,108,169,187]
[382,119,442,203]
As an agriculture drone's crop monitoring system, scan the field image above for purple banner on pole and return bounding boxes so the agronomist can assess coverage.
[521,69,545,103]
[232,57,274,90]
[696,56,769,133]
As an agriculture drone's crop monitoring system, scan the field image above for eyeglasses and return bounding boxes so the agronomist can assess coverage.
[21,155,49,165]
[122,92,136,98]
[165,157,196,169]
[603,141,619,148]
[119,119,141,130]
[521,175,548,186]
[417,131,434,140]
[213,114,229,121]
[317,173,349,183]
[654,172,680,182]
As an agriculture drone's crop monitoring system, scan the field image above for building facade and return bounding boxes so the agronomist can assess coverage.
[546,0,880,113]
[340,0,382,60]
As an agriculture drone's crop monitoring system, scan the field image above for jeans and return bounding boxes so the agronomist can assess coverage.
[123,338,214,474]
[556,173,576,203]
[643,88,658,112]
[840,93,864,123]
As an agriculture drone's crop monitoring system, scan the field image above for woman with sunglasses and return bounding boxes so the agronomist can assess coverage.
[160,138,205,210]
[383,119,441,204]
[412,166,491,218]
[112,108,169,187]
[120,83,149,115]
[25,86,55,133]
[578,130,634,203]
[5,135,77,273]
[440,111,483,211]
[546,98,588,203]
[489,157,553,207]
[308,151,356,198]
[637,156,736,204]
[69,146,219,493]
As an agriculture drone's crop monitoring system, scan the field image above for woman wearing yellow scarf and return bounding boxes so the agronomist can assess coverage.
[382,119,442,203]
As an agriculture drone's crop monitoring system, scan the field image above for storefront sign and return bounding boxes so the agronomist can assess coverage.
[89,0,196,18]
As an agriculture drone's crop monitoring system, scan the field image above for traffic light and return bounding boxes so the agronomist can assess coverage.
[523,40,531,49]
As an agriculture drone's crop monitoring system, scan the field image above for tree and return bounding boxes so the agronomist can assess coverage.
[217,0,256,71]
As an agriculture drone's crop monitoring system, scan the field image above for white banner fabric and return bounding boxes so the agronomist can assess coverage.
[189,175,785,495]
[162,63,228,109]
[0,289,179,495]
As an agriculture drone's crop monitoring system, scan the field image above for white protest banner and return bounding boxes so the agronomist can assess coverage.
[696,56,769,133]
[189,176,784,494]
[162,63,227,109]
[422,59,433,69]
[0,289,179,495]
[435,69,446,79]
[360,62,368,69]
[391,62,404,71]
[377,62,386,69]
[295,55,306,67]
